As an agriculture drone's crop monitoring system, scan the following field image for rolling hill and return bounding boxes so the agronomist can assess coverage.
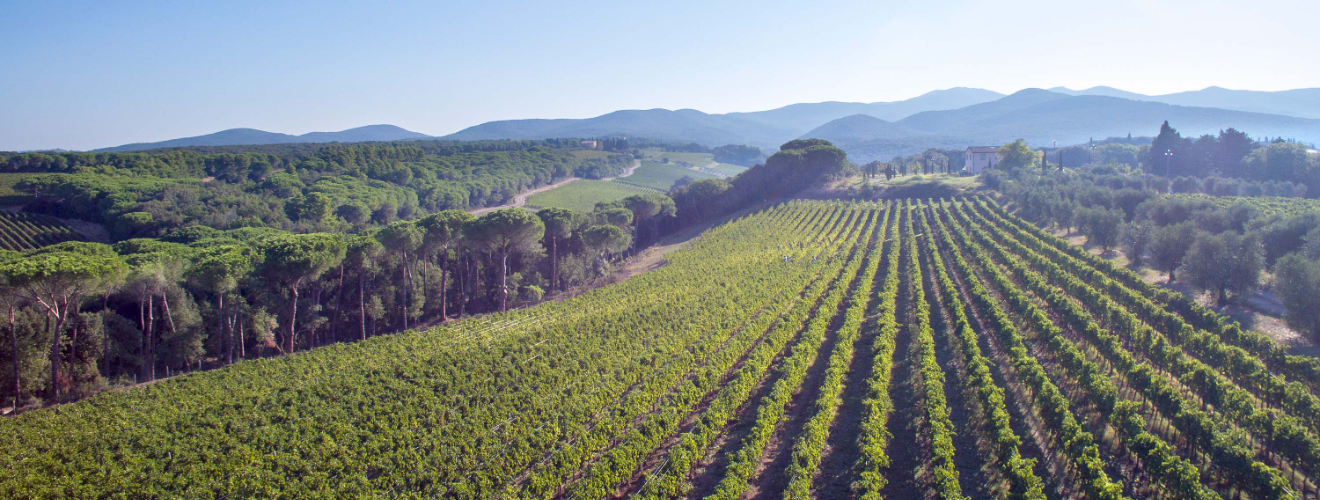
[443,108,797,150]
[722,87,1004,134]
[441,88,1005,150]
[795,114,967,162]
[892,89,1320,146]
[95,124,430,152]
[795,88,1320,161]
[89,86,1320,161]
[1049,86,1320,120]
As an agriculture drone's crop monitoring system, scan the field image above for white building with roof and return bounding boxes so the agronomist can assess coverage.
[964,146,1000,174]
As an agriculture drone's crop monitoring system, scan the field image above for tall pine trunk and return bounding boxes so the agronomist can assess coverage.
[147,296,155,381]
[49,308,63,401]
[550,236,557,292]
[359,270,367,341]
[499,249,509,312]
[400,250,409,331]
[457,253,467,318]
[10,303,17,411]
[439,253,449,322]
[330,264,344,344]
[286,281,300,354]
[218,294,228,365]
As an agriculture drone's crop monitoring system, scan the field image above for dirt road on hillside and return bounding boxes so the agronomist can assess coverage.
[467,160,640,214]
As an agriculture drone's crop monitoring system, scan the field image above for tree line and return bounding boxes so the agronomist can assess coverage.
[0,193,674,411]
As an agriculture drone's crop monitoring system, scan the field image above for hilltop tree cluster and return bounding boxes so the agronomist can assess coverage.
[668,139,848,226]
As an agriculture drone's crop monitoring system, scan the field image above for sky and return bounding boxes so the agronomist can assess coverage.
[2,0,1317,151]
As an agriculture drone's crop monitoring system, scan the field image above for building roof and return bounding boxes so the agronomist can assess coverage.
[966,146,1000,153]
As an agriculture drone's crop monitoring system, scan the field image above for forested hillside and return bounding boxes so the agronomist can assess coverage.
[1,140,633,238]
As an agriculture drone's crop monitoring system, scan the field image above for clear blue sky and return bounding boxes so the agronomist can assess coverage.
[3,0,1316,151]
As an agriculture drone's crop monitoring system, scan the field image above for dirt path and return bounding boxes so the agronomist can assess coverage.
[918,231,994,499]
[881,223,922,499]
[468,160,641,215]
[468,177,581,215]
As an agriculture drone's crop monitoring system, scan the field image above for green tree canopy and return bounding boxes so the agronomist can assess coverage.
[464,209,545,311]
[0,249,125,399]
[257,233,347,352]
[998,139,1040,170]
[581,224,631,256]
[1274,253,1320,343]
[1180,230,1264,304]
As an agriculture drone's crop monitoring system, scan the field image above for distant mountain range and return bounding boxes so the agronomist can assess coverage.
[443,88,1006,150]
[805,89,1320,161]
[446,87,1320,162]
[94,124,429,152]
[1047,86,1320,120]
[87,86,1320,163]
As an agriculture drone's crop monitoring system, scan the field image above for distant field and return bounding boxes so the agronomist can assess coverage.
[0,172,54,205]
[871,173,983,189]
[706,162,748,176]
[654,152,714,167]
[622,161,718,191]
[569,150,616,161]
[526,179,660,212]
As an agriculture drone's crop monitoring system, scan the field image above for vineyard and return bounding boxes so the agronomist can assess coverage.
[5,198,1320,499]
[0,210,85,251]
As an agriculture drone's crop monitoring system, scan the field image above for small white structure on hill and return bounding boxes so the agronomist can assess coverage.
[964,146,1000,174]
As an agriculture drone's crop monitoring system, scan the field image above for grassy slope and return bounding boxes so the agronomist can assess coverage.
[621,161,717,190]
[526,180,660,212]
[0,173,56,205]
[707,162,749,176]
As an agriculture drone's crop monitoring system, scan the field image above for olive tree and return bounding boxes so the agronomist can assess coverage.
[1180,231,1264,305]
[1274,254,1320,343]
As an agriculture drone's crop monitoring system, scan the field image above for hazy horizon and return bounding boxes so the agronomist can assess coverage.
[4,0,1317,151]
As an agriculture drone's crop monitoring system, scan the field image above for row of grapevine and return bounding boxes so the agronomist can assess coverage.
[705,207,883,499]
[914,203,1045,500]
[0,210,84,251]
[904,202,966,499]
[983,196,1320,398]
[559,206,879,498]
[927,202,1128,499]
[854,204,905,499]
[631,207,877,499]
[950,200,1297,498]
[975,198,1320,435]
[962,200,1320,494]
[781,205,894,499]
